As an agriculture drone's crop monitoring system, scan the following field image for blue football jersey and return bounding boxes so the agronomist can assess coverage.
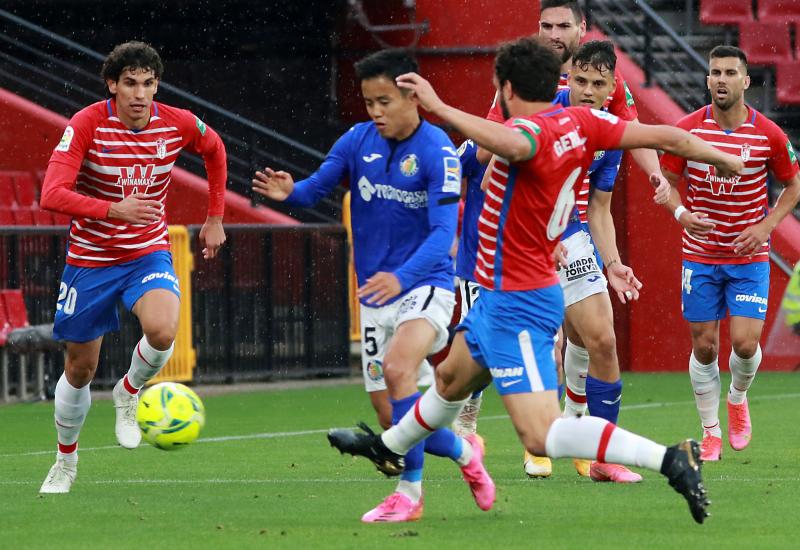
[286,120,461,305]
[455,140,486,282]
[553,89,623,240]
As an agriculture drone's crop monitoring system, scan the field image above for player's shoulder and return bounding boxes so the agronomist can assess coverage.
[749,107,788,139]
[69,100,108,128]
[553,89,571,107]
[153,102,196,126]
[457,139,477,159]
[417,121,457,156]
[674,106,708,129]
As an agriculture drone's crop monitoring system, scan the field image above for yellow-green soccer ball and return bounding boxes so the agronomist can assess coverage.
[136,382,205,450]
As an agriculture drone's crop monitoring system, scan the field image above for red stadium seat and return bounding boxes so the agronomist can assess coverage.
[1,289,30,329]
[12,172,37,207]
[0,208,14,225]
[0,173,15,207]
[11,210,34,226]
[699,0,754,25]
[32,210,55,225]
[776,62,800,105]
[758,0,800,24]
[738,22,792,65]
[52,212,71,226]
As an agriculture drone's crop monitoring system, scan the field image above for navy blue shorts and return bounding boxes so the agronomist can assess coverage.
[53,251,180,342]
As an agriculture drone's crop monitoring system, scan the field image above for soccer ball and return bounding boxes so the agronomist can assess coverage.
[136,382,205,450]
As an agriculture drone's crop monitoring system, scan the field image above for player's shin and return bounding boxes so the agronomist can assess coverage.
[728,344,761,404]
[689,352,722,436]
[125,335,175,390]
[563,340,589,417]
[545,416,666,471]
[382,386,469,455]
[54,373,91,457]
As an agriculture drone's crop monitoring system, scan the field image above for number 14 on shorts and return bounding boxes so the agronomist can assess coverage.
[682,267,693,295]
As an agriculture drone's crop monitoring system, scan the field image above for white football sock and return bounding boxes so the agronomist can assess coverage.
[54,373,91,448]
[689,352,721,437]
[728,345,761,405]
[455,437,474,467]
[545,416,666,471]
[382,387,468,455]
[126,336,174,388]
[563,339,589,417]
[395,480,422,503]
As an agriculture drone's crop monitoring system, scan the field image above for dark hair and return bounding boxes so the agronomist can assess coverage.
[540,0,584,22]
[709,45,748,72]
[495,37,561,102]
[573,40,617,75]
[354,48,419,84]
[101,41,164,84]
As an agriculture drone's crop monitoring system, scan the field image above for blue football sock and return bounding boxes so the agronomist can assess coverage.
[586,375,623,424]
[391,392,425,482]
[424,427,463,460]
[558,383,565,402]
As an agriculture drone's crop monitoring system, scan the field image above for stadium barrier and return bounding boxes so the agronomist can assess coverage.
[342,192,361,342]
[0,224,350,398]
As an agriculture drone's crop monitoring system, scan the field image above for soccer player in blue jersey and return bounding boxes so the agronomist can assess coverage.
[252,49,494,523]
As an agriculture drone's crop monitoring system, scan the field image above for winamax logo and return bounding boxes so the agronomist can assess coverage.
[705,165,740,196]
[118,164,156,196]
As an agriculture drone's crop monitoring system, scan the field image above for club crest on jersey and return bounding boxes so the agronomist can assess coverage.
[156,138,167,160]
[704,165,739,195]
[740,143,751,162]
[118,163,156,196]
[399,154,419,177]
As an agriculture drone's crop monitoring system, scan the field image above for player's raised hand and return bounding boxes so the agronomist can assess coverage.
[358,272,402,306]
[199,216,226,260]
[733,221,770,257]
[677,209,716,239]
[395,73,446,114]
[252,167,294,201]
[108,193,162,224]
[714,153,745,179]
[607,262,643,304]
[553,241,569,269]
[649,172,671,205]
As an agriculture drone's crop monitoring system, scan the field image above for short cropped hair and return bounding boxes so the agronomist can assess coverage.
[101,41,164,83]
[354,49,419,84]
[573,40,617,75]
[709,45,748,73]
[540,0,584,22]
[495,37,561,102]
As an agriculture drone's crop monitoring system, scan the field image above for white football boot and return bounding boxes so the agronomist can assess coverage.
[112,378,141,449]
[40,456,78,494]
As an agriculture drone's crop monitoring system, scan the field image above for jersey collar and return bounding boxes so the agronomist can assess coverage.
[704,103,756,134]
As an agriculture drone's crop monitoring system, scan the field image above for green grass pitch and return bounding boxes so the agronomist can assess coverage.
[1,372,797,549]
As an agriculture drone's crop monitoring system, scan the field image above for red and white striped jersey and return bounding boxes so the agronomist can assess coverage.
[661,105,799,264]
[42,99,226,267]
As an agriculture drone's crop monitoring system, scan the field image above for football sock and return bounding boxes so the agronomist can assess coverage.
[391,393,425,491]
[689,352,721,437]
[424,427,463,462]
[586,375,622,424]
[728,345,761,404]
[396,479,422,503]
[563,340,589,417]
[470,389,484,400]
[54,373,91,456]
[383,387,469,456]
[126,336,174,389]
[545,416,666,471]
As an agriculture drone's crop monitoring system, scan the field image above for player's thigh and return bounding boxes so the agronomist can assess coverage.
[392,285,456,355]
[385,318,438,370]
[64,336,104,386]
[501,390,561,455]
[123,251,182,347]
[359,303,392,393]
[558,231,607,309]
[729,316,765,358]
[682,260,726,323]
[565,291,616,356]
[563,317,584,348]
[53,263,124,343]
[434,331,491,401]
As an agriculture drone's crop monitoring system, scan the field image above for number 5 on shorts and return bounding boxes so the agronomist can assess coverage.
[57,282,78,315]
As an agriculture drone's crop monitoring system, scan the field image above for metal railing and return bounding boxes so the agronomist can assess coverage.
[0,225,350,399]
[0,8,342,223]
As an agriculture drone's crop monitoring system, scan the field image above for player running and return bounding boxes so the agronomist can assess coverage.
[660,45,800,461]
[252,49,493,523]
[38,41,227,493]
[330,37,745,524]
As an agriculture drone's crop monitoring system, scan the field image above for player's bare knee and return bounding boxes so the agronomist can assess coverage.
[144,326,176,351]
[584,330,617,363]
[731,339,759,359]
[64,359,96,387]
[382,360,415,389]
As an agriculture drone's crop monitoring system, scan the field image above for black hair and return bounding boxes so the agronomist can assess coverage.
[495,37,561,102]
[709,45,748,73]
[101,41,164,84]
[572,40,617,75]
[540,0,584,22]
[354,48,419,84]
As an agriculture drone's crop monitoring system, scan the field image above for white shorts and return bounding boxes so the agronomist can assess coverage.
[360,285,456,392]
[458,278,482,323]
[557,230,608,308]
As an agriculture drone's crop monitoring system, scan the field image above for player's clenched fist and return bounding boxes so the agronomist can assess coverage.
[714,153,744,179]
[108,193,162,224]
[252,167,295,201]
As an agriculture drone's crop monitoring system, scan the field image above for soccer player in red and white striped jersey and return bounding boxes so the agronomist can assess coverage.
[661,45,800,462]
[38,41,227,493]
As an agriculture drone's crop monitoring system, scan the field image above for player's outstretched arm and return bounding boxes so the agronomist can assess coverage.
[252,168,295,201]
[628,146,671,204]
[618,123,744,179]
[733,172,800,256]
[396,73,533,162]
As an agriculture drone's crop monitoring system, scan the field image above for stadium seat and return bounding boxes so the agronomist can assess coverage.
[0,208,14,225]
[0,174,15,207]
[776,62,800,105]
[758,0,800,24]
[52,212,71,226]
[1,290,29,330]
[32,210,55,225]
[699,0,754,25]
[738,22,792,66]
[11,210,34,225]
[12,172,37,207]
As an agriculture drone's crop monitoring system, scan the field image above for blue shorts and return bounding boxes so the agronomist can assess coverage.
[681,260,770,322]
[53,251,181,343]
[459,284,563,395]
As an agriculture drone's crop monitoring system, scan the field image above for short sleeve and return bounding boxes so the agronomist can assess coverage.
[591,149,623,193]
[766,123,800,182]
[458,140,479,179]
[605,69,638,121]
[486,92,505,123]
[575,108,628,153]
